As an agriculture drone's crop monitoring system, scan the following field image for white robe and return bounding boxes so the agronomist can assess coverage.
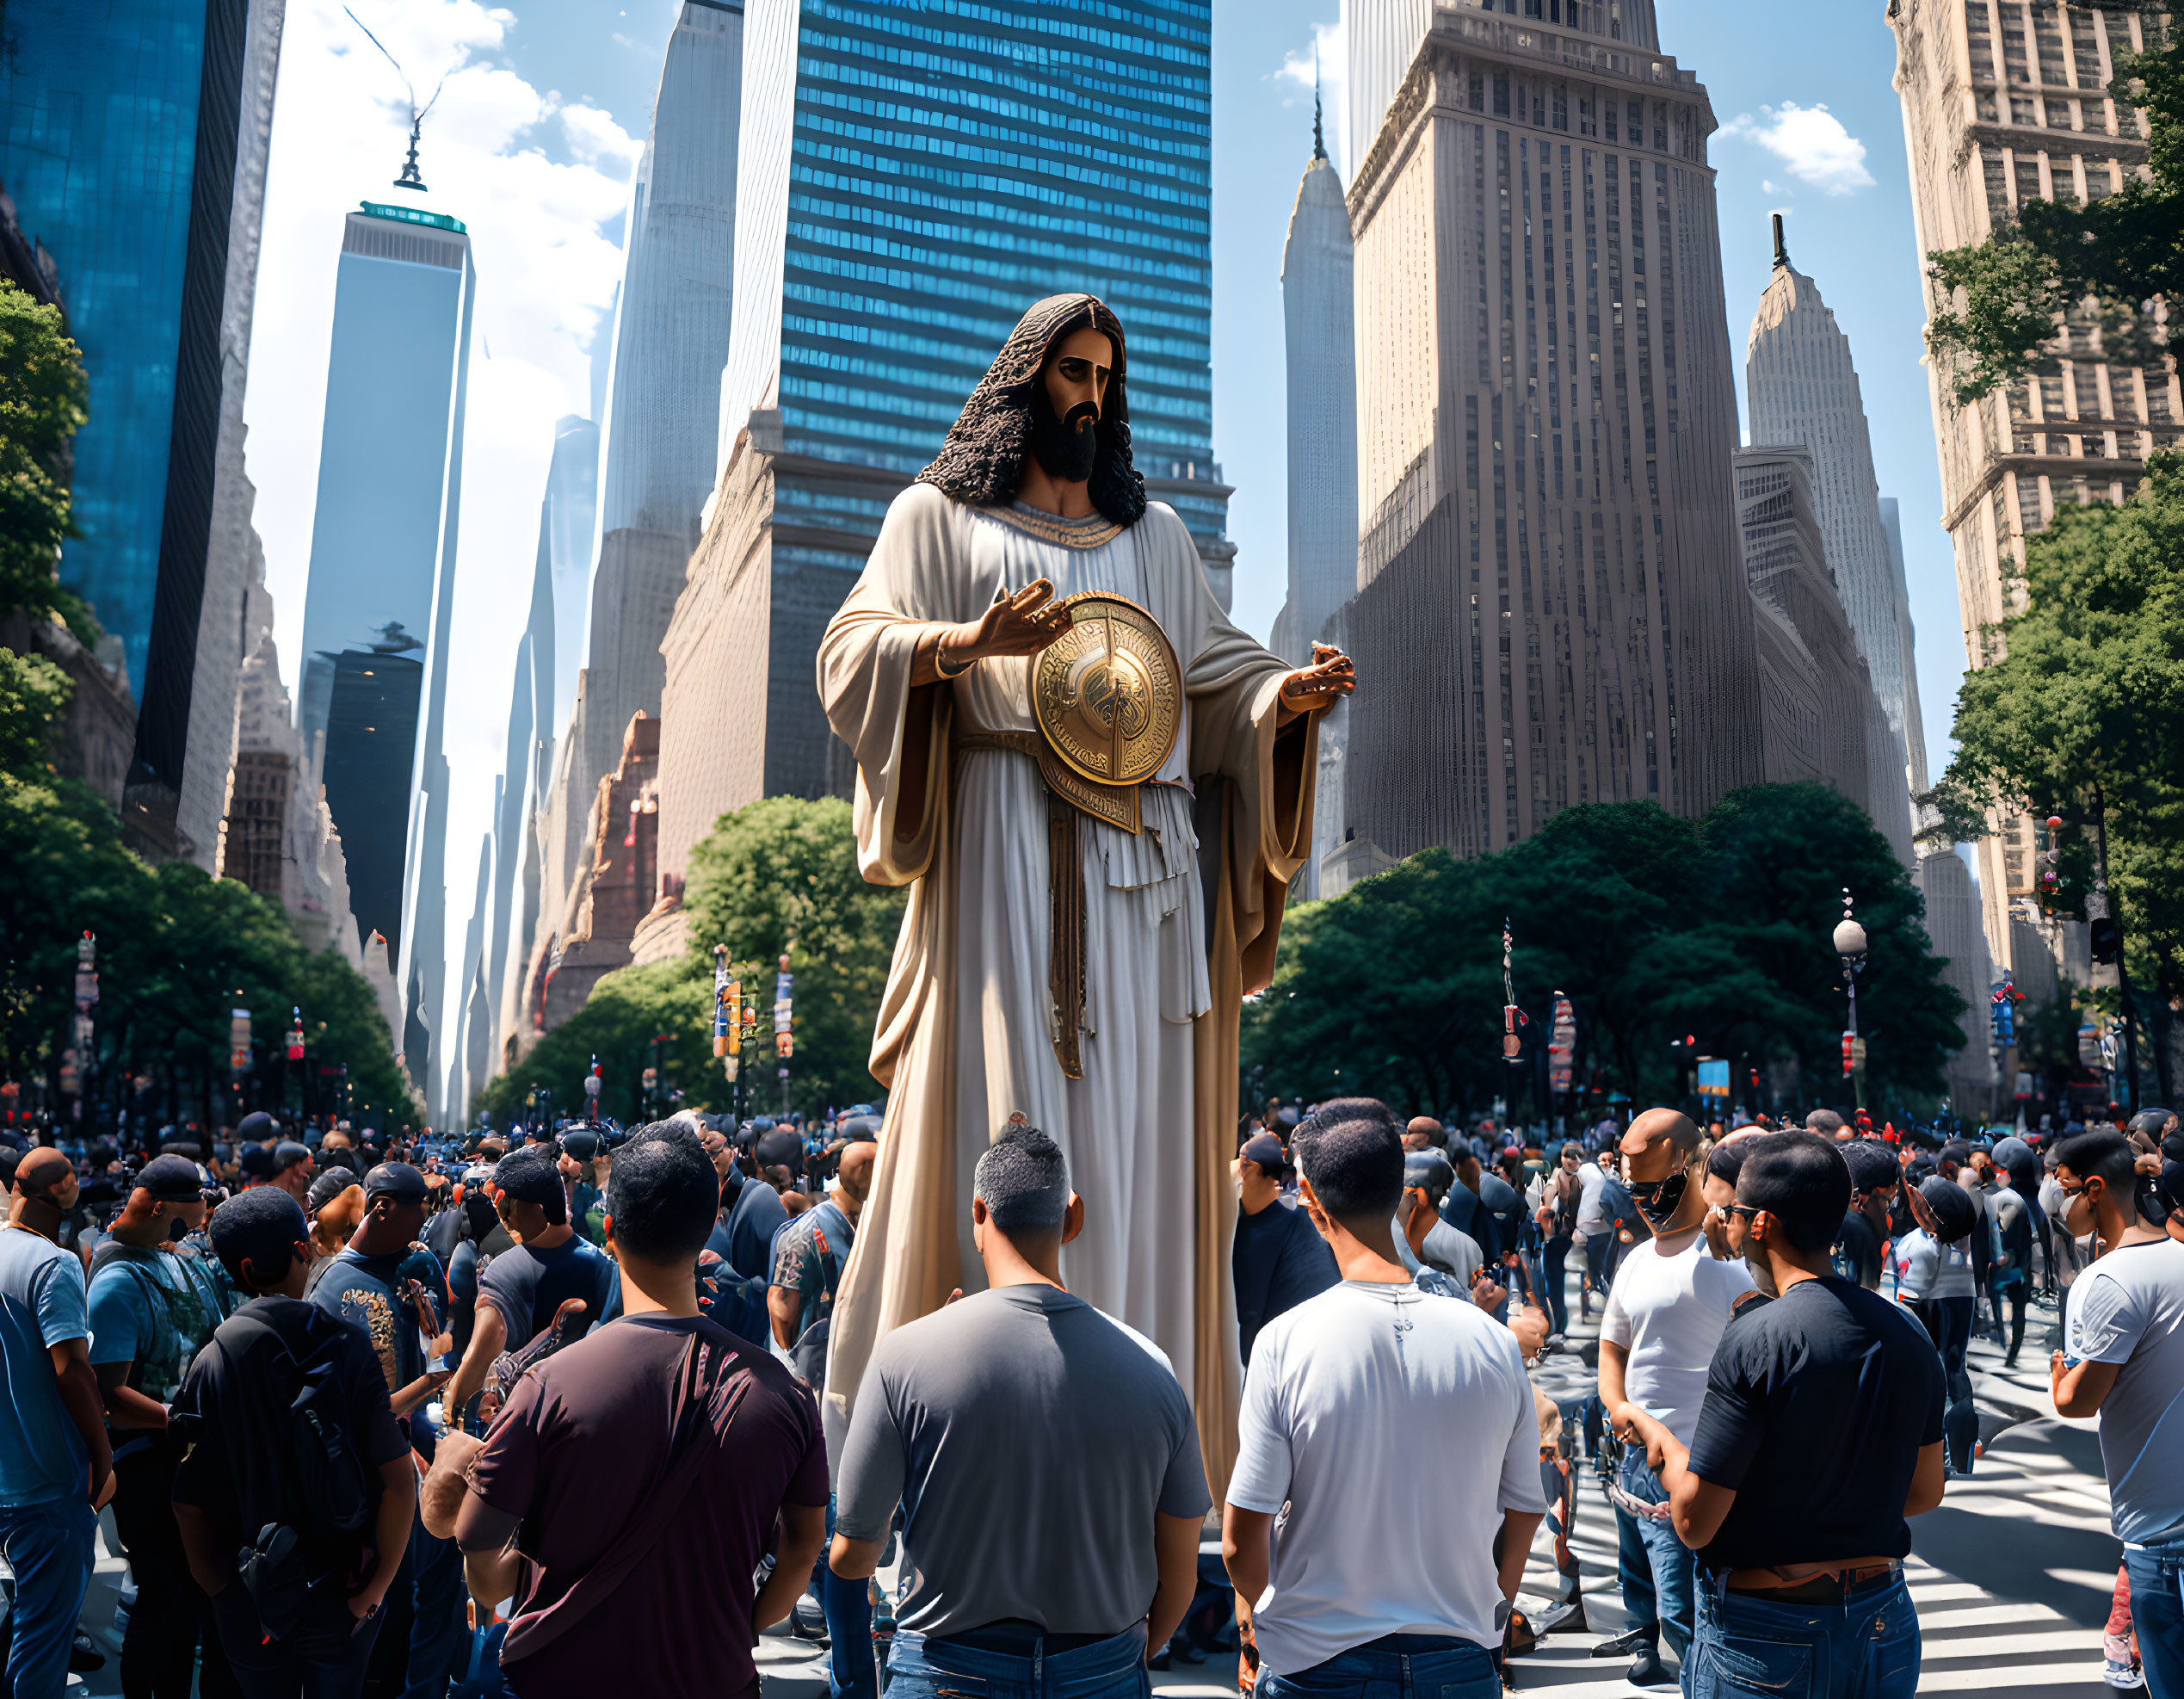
[818,483,1319,1481]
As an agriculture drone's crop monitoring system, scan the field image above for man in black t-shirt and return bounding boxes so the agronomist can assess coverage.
[1231,1133,1338,1365]
[1622,1134,1946,1699]
[172,1188,416,1699]
[443,1151,617,1418]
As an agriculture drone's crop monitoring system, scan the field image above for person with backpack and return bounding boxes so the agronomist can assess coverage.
[436,1121,828,1699]
[170,1186,416,1699]
[85,1152,236,1699]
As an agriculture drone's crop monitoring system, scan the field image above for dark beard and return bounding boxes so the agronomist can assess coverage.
[1028,386,1099,483]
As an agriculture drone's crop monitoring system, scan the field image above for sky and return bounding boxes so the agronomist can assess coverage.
[244,0,1970,1090]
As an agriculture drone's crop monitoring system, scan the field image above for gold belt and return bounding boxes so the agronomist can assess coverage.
[953,720,1146,1082]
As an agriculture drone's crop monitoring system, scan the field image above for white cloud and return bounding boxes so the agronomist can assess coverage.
[1720,102,1875,196]
[246,0,639,1081]
[1274,22,1347,182]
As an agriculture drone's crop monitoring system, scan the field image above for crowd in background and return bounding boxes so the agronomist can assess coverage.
[0,1092,2178,1699]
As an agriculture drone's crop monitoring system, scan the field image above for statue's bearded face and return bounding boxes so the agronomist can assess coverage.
[1029,325,1114,484]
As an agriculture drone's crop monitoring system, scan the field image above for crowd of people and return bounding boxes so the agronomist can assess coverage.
[0,1093,2177,1699]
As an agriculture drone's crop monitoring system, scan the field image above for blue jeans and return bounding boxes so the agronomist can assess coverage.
[1685,1572,1918,1699]
[1620,1449,1694,1660]
[1259,1633,1498,1699]
[1615,1490,1662,1651]
[1541,1235,1572,1334]
[817,1496,876,1699]
[2123,1540,2184,1699]
[0,1496,96,1699]
[885,1624,1149,1699]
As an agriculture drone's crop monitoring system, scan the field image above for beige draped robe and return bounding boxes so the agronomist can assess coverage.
[817,483,1318,1492]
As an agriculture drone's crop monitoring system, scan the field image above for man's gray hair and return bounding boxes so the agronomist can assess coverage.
[974,1124,1070,1235]
[1805,1109,1846,1138]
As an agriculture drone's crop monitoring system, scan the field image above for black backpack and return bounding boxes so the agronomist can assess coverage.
[216,1307,372,1637]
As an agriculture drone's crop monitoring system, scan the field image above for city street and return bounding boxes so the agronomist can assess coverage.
[56,1295,2129,1698]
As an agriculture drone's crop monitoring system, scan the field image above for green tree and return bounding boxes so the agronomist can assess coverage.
[1923,16,2178,402]
[472,956,712,1128]
[0,642,69,780]
[0,279,98,643]
[680,794,908,1116]
[1941,453,2184,1101]
[1242,787,1964,1122]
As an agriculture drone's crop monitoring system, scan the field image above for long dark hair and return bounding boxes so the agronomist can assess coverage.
[916,293,1147,528]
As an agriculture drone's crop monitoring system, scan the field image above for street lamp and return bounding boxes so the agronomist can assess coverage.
[1833,889,1868,1110]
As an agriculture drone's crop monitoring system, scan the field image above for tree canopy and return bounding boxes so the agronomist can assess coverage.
[1938,451,2184,1102]
[1241,786,1965,1121]
[0,279,99,645]
[1923,15,2177,403]
[474,794,908,1126]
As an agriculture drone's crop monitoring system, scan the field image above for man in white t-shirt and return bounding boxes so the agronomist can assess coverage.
[1598,1109,1753,1688]
[2051,1128,2184,1699]
[1225,1102,1544,1699]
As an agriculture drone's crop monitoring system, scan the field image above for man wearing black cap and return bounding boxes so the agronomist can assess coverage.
[171,1187,416,1699]
[311,1165,461,1699]
[441,1151,617,1419]
[84,1153,236,1698]
[1231,1131,1338,1367]
[556,1129,606,1245]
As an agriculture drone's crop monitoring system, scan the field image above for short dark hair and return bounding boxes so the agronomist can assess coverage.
[494,1149,568,1225]
[1917,1176,1977,1244]
[975,1124,1070,1237]
[603,1127,719,1262]
[209,1188,308,1290]
[1735,1132,1851,1254]
[1295,1098,1405,1224]
[1841,1140,1901,1196]
[2052,1128,2138,1192]
[1936,1140,1971,1170]
[1706,1140,1749,1187]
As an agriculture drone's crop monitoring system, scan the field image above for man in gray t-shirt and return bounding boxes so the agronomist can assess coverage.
[830,1126,1207,1693]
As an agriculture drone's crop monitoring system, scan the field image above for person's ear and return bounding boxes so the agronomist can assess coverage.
[971,1193,989,1257]
[1061,1192,1084,1247]
[1297,1172,1330,1234]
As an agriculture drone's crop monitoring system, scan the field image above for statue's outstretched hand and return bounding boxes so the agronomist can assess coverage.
[1277,643,1356,718]
[941,580,1073,668]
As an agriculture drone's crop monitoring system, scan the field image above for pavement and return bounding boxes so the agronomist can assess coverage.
[42,1288,2135,1697]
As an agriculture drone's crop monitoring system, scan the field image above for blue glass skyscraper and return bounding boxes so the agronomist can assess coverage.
[711,0,1231,798]
[0,0,262,846]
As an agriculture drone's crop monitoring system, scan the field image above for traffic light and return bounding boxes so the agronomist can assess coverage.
[1841,1031,1855,1077]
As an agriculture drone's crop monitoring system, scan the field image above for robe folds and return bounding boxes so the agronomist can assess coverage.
[817,482,1319,1492]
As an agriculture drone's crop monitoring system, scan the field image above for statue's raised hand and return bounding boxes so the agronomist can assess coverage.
[1277,643,1356,718]
[935,579,1072,672]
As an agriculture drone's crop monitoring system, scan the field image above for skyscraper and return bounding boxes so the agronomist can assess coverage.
[541,412,599,743]
[698,0,1233,806]
[293,197,474,1091]
[1743,219,1915,842]
[1340,1,1761,861]
[1878,497,1929,794]
[1891,0,2176,964]
[1,0,287,859]
[1276,96,1360,670]
[1276,96,1359,903]
[563,0,743,876]
[1734,446,1911,863]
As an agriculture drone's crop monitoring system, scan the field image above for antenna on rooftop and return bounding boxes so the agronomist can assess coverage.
[1771,212,1790,271]
[1312,42,1328,163]
[345,7,445,194]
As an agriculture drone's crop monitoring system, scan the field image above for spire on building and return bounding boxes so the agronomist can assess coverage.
[346,7,443,194]
[1772,211,1789,271]
[1313,45,1328,163]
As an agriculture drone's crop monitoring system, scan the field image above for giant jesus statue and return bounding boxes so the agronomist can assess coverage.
[817,294,1354,1483]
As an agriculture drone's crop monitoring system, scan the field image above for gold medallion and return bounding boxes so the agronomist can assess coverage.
[1031,592,1182,789]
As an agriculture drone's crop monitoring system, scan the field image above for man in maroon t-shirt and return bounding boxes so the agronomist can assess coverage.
[440,1124,828,1699]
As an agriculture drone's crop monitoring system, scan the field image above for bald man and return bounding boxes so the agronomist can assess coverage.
[2,1150,116,1698]
[1403,1116,1445,1154]
[1597,1109,1753,1683]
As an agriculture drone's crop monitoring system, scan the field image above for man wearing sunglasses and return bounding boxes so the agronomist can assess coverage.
[1619,1134,1945,1699]
[1595,1109,1753,1688]
[2051,1127,2184,1698]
